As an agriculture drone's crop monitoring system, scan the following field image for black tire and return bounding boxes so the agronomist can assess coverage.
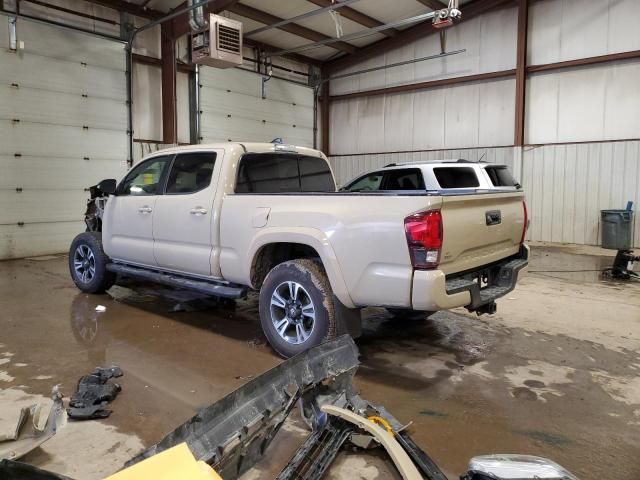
[387,308,434,321]
[259,259,336,358]
[69,232,116,294]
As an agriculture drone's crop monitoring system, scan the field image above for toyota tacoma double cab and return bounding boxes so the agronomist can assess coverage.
[69,143,528,357]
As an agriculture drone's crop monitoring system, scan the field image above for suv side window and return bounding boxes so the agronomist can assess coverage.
[117,156,171,196]
[344,172,383,192]
[381,169,425,190]
[165,152,216,194]
[344,168,424,192]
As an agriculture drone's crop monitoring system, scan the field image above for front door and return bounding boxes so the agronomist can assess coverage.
[102,155,172,266]
[153,151,219,276]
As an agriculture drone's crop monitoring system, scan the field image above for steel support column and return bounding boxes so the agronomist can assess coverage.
[321,76,330,155]
[514,0,528,146]
[161,22,177,144]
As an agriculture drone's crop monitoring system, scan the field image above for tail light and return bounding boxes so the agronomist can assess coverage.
[404,210,442,270]
[521,200,528,244]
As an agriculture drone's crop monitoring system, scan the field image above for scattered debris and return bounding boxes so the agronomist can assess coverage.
[67,366,123,420]
[95,305,106,313]
[0,386,66,461]
[234,375,254,381]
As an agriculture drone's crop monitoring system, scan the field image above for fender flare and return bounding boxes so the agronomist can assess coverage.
[247,227,355,309]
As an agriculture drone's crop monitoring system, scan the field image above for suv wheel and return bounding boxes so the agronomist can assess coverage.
[259,259,336,358]
[69,232,116,294]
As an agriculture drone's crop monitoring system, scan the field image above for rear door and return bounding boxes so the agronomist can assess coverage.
[153,151,220,276]
[104,155,172,266]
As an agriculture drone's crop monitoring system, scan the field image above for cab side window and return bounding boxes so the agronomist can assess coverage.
[117,156,171,196]
[165,152,216,194]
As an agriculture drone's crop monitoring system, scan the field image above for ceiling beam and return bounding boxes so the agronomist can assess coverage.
[325,0,514,73]
[305,0,397,37]
[82,0,164,19]
[244,37,323,66]
[228,2,357,55]
[414,0,447,10]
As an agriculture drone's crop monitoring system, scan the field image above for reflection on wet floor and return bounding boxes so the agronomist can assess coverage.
[1,247,639,480]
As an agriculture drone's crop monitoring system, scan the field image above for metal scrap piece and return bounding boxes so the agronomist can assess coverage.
[125,335,360,480]
[321,404,422,480]
[0,387,66,461]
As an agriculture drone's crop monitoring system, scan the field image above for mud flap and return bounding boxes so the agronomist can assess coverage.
[333,295,362,338]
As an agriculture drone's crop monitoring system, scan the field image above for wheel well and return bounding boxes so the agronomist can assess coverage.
[251,242,321,288]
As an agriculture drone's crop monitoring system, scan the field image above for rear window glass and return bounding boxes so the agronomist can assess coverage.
[485,166,518,187]
[236,153,334,193]
[433,167,479,188]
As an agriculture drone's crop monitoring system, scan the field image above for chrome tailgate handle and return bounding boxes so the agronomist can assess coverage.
[485,210,501,226]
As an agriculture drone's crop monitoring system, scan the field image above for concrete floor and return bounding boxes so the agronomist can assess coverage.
[0,244,639,479]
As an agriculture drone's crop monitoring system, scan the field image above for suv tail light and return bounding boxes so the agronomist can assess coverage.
[521,200,528,244]
[404,210,442,269]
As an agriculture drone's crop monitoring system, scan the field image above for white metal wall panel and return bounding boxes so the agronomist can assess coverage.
[522,141,640,248]
[330,6,517,96]
[0,17,128,259]
[330,78,515,155]
[526,60,640,144]
[132,63,163,141]
[329,147,517,187]
[199,67,314,147]
[528,0,640,66]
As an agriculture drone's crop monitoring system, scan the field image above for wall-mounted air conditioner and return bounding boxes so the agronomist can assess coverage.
[191,14,243,68]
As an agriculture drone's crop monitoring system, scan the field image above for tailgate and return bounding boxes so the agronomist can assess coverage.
[439,191,525,274]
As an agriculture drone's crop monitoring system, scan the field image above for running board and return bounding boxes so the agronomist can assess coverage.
[106,263,247,299]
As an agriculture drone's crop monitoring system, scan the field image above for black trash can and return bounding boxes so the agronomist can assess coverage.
[601,210,634,250]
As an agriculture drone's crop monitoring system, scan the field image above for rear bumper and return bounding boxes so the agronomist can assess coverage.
[411,245,529,311]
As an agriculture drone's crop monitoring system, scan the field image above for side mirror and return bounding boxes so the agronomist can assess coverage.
[97,179,117,195]
[464,455,578,479]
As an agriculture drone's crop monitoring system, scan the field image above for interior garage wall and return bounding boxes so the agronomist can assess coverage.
[0,16,128,259]
[328,0,640,248]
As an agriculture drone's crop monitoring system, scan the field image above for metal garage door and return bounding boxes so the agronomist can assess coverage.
[199,66,314,148]
[0,17,128,259]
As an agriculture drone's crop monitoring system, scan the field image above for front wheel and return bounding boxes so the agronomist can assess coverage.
[69,232,116,294]
[259,259,336,358]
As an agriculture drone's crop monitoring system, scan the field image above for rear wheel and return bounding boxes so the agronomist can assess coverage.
[69,232,116,294]
[259,259,336,358]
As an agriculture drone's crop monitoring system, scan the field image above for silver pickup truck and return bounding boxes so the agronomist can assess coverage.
[69,142,528,357]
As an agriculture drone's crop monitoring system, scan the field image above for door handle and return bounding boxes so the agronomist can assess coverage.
[190,207,208,215]
[138,206,153,214]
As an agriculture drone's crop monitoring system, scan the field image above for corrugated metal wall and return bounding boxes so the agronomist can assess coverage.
[522,141,640,248]
[328,0,640,248]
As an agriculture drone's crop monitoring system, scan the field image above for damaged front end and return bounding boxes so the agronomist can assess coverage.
[84,179,117,232]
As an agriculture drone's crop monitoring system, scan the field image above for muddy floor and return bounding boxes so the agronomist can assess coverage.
[0,244,639,479]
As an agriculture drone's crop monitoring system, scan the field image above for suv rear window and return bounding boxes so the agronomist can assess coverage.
[236,153,334,193]
[484,165,518,187]
[433,167,479,188]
